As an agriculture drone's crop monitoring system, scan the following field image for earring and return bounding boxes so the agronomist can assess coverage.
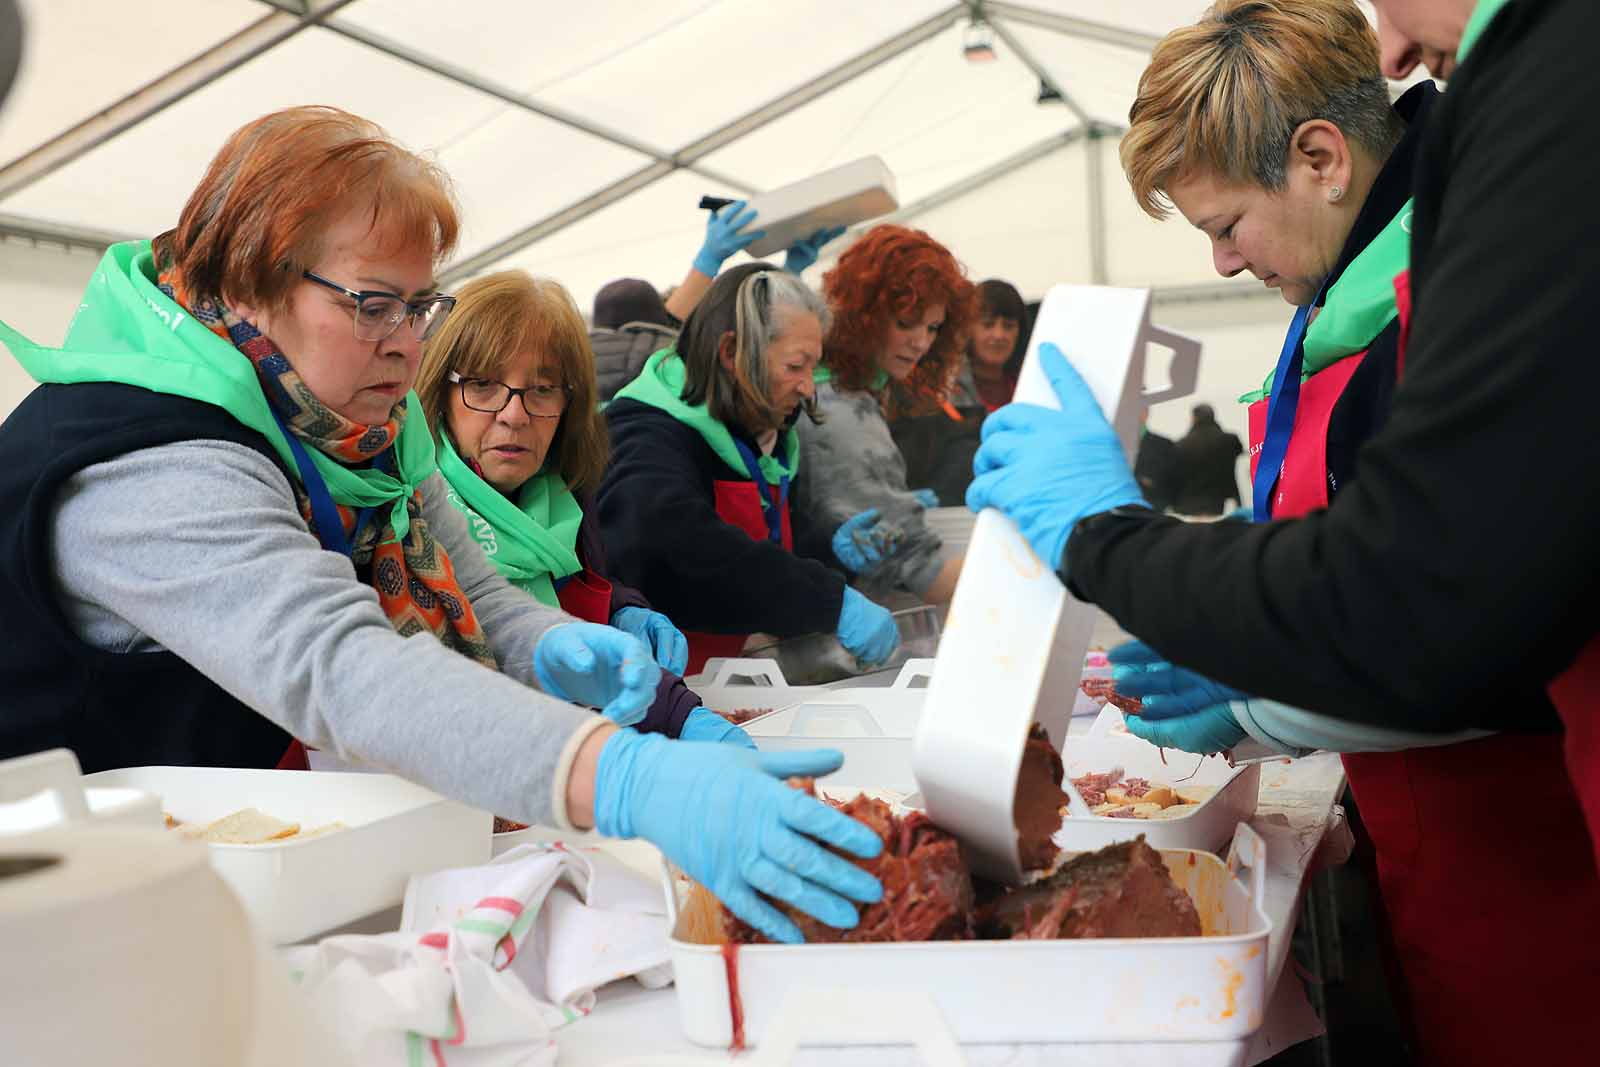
[1328,185,1344,202]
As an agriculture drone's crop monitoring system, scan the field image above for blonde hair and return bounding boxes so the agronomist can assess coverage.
[157,106,458,309]
[1120,0,1402,219]
[416,271,608,496]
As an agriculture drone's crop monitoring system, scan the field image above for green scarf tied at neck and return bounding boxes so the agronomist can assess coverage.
[0,241,436,540]
[614,348,799,483]
[436,433,584,607]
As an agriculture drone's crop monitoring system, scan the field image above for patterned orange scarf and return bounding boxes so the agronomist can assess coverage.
[157,254,497,669]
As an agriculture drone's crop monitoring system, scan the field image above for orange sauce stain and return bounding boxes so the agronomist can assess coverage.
[1212,958,1244,1021]
[1245,943,1262,960]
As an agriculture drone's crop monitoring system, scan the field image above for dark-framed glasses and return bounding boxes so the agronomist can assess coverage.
[302,270,457,342]
[447,370,570,419]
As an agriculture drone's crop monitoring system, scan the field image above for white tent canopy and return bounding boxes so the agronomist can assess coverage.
[0,0,1417,438]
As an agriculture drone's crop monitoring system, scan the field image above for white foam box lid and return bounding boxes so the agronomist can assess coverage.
[84,766,491,944]
[665,823,1273,1049]
[914,285,1202,884]
[740,156,898,258]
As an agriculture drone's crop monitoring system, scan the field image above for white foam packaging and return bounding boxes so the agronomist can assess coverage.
[664,823,1272,1050]
[84,764,491,943]
[739,156,897,258]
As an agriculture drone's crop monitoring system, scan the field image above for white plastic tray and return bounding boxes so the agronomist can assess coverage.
[665,822,1272,1049]
[743,660,935,794]
[686,657,830,718]
[0,749,162,835]
[916,285,1202,883]
[740,156,898,258]
[1054,708,1260,853]
[84,765,491,944]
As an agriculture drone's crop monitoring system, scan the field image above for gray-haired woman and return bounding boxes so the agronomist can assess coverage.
[597,262,898,675]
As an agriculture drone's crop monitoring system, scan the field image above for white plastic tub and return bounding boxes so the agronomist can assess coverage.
[685,657,829,719]
[84,765,491,944]
[743,660,935,794]
[740,156,897,258]
[665,823,1272,1049]
[1054,708,1260,854]
[0,749,162,835]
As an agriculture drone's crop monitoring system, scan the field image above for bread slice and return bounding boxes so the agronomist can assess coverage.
[201,807,301,844]
[1149,802,1203,820]
[1174,784,1218,806]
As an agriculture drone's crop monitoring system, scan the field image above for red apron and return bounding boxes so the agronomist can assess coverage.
[683,480,795,676]
[555,567,615,626]
[1250,270,1600,1065]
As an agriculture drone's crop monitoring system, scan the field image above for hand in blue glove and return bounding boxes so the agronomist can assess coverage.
[836,587,898,667]
[1108,641,1248,754]
[679,707,758,749]
[911,488,941,509]
[831,508,901,573]
[784,225,847,275]
[610,606,689,676]
[692,200,765,277]
[533,623,661,727]
[966,342,1145,571]
[594,731,884,943]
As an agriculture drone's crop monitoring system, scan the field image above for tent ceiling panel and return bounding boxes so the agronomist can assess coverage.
[1001,1,1210,40]
[482,170,748,317]
[1,27,649,260]
[1004,23,1161,127]
[698,24,1081,207]
[347,0,954,153]
[0,0,265,167]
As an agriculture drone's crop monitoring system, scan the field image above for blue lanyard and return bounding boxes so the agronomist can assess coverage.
[270,408,383,558]
[1251,294,1322,523]
[731,436,790,545]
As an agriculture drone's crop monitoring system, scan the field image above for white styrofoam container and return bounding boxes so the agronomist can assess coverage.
[743,660,935,794]
[916,285,1202,884]
[740,156,898,258]
[685,657,829,719]
[0,749,163,835]
[84,766,491,944]
[1054,708,1260,853]
[665,823,1272,1049]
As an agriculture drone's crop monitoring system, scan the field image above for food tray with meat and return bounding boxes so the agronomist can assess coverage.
[85,765,490,943]
[1052,706,1260,853]
[663,820,1271,1048]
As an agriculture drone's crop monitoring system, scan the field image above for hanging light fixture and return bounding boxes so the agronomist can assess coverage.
[1036,78,1064,105]
[963,17,997,63]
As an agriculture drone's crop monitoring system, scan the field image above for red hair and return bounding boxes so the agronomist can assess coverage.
[821,224,976,414]
[156,106,458,309]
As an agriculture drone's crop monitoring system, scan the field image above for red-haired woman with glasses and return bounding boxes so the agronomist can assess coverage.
[0,107,887,946]
[796,224,977,605]
[415,270,750,746]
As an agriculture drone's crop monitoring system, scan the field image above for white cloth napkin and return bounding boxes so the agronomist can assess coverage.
[286,843,671,1067]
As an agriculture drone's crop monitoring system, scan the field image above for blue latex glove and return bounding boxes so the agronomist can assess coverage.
[692,200,764,277]
[594,730,884,943]
[610,606,689,676]
[1108,641,1248,754]
[533,623,661,727]
[1223,506,1253,522]
[831,508,900,573]
[967,342,1145,571]
[911,488,941,509]
[836,587,898,667]
[679,707,758,749]
[784,225,847,274]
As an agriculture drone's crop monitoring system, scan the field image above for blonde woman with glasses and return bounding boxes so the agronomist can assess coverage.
[415,271,754,747]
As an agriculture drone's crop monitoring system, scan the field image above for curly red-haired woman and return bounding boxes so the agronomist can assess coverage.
[796,224,976,604]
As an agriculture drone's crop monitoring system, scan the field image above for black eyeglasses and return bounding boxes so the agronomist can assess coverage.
[302,270,457,342]
[448,371,570,419]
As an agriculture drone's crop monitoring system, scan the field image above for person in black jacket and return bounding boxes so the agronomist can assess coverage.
[597,263,899,675]
[1169,404,1242,516]
[969,2,1600,1063]
[1132,416,1179,515]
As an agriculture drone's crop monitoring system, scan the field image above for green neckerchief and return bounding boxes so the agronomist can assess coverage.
[435,433,583,607]
[1239,199,1413,403]
[614,348,799,483]
[813,365,889,392]
[0,241,434,541]
[1459,0,1514,61]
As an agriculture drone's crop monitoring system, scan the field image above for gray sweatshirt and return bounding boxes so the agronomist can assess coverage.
[794,380,944,598]
[49,439,607,827]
